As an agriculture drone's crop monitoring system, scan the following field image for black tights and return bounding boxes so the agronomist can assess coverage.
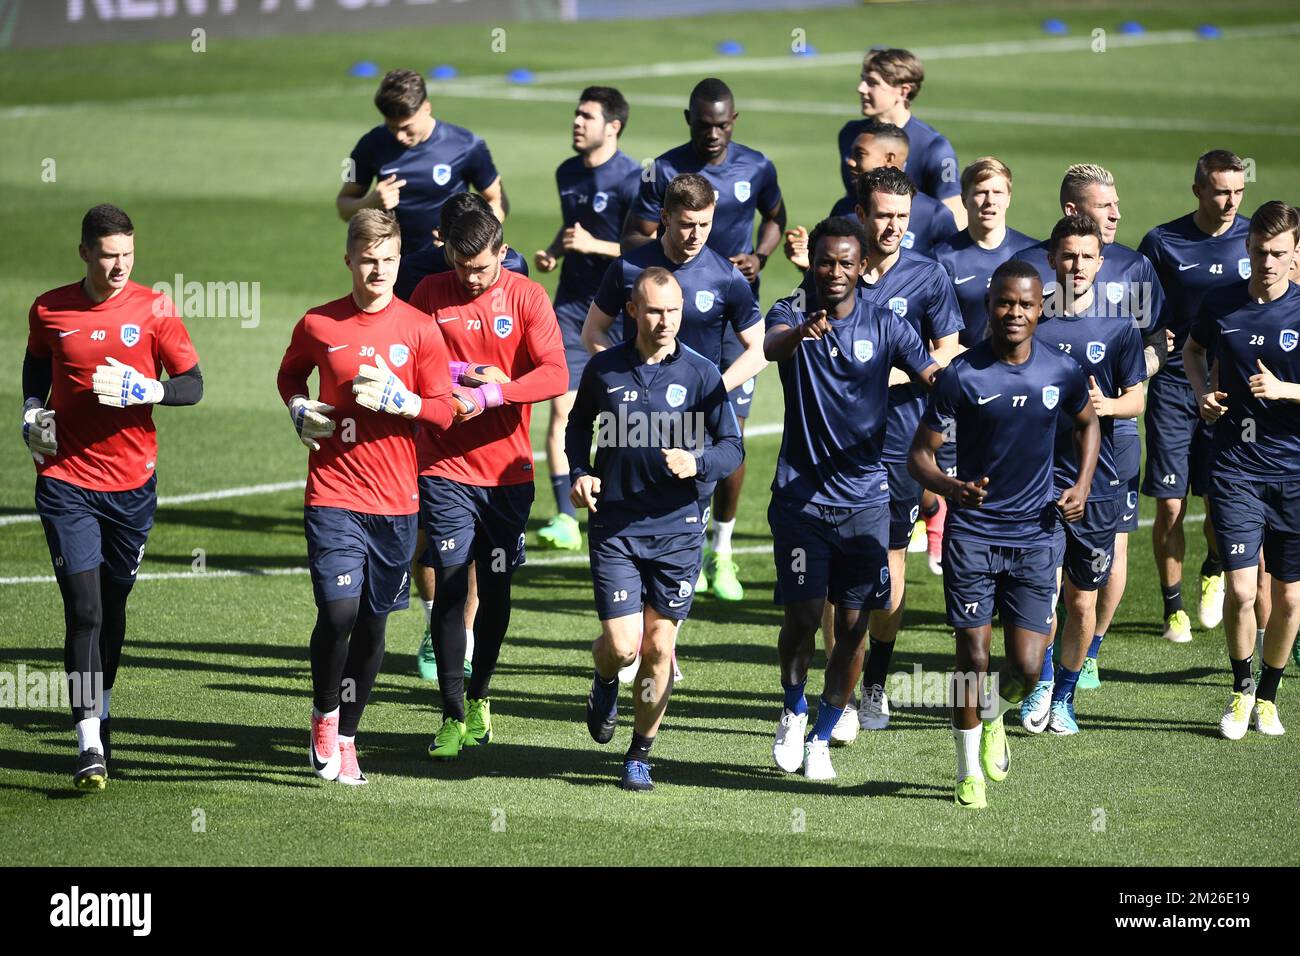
[431,559,514,720]
[58,568,133,723]
[309,598,387,738]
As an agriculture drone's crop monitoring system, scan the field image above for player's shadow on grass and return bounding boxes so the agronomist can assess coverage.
[1097,666,1221,687]
[4,644,309,681]
[152,505,304,535]
[142,552,309,571]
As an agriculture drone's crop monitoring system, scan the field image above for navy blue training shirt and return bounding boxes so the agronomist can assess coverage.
[349,120,499,252]
[1035,310,1145,497]
[838,116,960,203]
[554,150,643,311]
[565,340,744,537]
[830,190,957,259]
[593,240,760,361]
[933,226,1038,347]
[630,141,781,259]
[922,338,1090,545]
[766,292,934,507]
[1190,281,1300,482]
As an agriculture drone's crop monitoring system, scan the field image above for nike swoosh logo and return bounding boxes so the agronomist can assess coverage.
[1221,328,1240,334]
[380,168,401,177]
[437,316,459,324]
[668,600,686,608]
[736,397,751,405]
[954,275,976,285]
[59,329,80,337]
[1178,263,1199,271]
[328,345,348,352]
[1122,513,1134,522]
[310,742,330,772]
[874,588,889,598]
[608,384,625,393]
[977,394,1001,405]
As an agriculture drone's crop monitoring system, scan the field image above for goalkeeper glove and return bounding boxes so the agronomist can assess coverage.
[289,395,336,451]
[449,361,509,387]
[92,356,163,407]
[22,398,57,463]
[451,383,503,422]
[352,354,421,419]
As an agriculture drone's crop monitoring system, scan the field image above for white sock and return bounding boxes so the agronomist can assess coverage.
[1256,629,1265,659]
[337,734,355,745]
[76,717,102,754]
[465,628,475,664]
[953,724,982,782]
[99,687,112,721]
[712,518,736,555]
[422,600,434,627]
[312,706,339,722]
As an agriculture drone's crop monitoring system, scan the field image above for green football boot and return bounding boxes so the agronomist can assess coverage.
[464,698,493,746]
[537,513,582,551]
[428,717,466,760]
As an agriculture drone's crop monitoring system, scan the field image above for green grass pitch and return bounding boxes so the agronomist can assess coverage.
[1,0,1298,865]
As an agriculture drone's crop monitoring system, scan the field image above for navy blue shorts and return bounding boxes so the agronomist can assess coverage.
[1142,376,1213,500]
[304,506,415,614]
[943,536,1059,635]
[1208,475,1300,583]
[722,326,756,420]
[36,474,157,580]
[1052,496,1119,591]
[884,459,922,551]
[1113,428,1141,533]
[589,531,704,621]
[769,495,891,610]
[555,297,590,392]
[419,475,533,574]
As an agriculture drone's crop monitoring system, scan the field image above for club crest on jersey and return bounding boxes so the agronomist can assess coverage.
[665,383,687,408]
[880,567,889,585]
[854,339,874,362]
[1042,385,1060,410]
[695,290,716,312]
[388,344,410,368]
[1281,329,1298,353]
[1238,258,1252,280]
[1127,491,1138,510]
[678,580,692,598]
[493,315,514,338]
[742,378,755,394]
[432,164,452,186]
[901,231,915,249]
[733,180,751,202]
[120,324,141,347]
[1086,341,1106,364]
[593,191,608,213]
[888,296,908,318]
[1105,282,1124,305]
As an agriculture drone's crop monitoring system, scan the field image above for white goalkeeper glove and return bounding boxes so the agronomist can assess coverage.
[352,355,421,419]
[22,398,57,463]
[289,395,336,451]
[92,356,163,408]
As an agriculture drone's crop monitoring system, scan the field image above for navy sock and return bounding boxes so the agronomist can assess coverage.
[862,636,894,687]
[1052,665,1080,704]
[551,474,576,518]
[626,732,654,762]
[1258,664,1285,702]
[781,679,808,716]
[1087,633,1104,660]
[1230,656,1255,694]
[1162,583,1183,617]
[809,698,844,741]
[1040,642,1055,682]
[1200,554,1223,578]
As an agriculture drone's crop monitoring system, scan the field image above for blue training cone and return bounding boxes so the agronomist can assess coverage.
[716,39,744,55]
[1042,18,1068,35]
[348,61,380,79]
[428,64,458,80]
[1119,21,1144,35]
[507,67,536,84]
[1196,23,1222,39]
[792,44,818,57]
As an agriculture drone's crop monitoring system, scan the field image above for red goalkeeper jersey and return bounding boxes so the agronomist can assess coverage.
[409,267,566,486]
[277,293,455,515]
[27,280,199,492]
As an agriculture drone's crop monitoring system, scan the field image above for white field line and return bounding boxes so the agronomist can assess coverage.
[0,423,785,528]
[0,515,1201,586]
[3,22,1299,124]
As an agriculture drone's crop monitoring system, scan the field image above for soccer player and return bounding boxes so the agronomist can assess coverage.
[410,208,567,760]
[838,48,965,228]
[910,259,1100,808]
[622,77,785,601]
[337,69,506,251]
[568,268,743,791]
[278,209,458,785]
[766,217,938,780]
[784,122,957,268]
[925,158,1036,574]
[1140,150,1251,645]
[394,191,529,303]
[587,173,765,612]
[24,203,203,790]
[1013,163,1169,654]
[1184,200,1300,739]
[819,165,963,736]
[1022,216,1146,735]
[534,86,641,554]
